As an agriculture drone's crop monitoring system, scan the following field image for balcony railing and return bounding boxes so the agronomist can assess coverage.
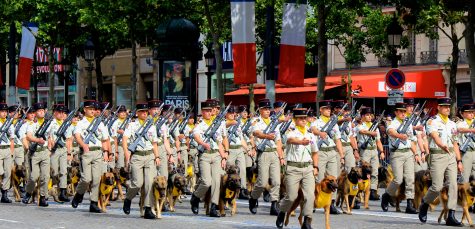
[420,51,438,65]
[459,49,468,64]
[378,57,391,67]
[399,52,416,66]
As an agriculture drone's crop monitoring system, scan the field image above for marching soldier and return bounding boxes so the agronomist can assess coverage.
[71,100,111,213]
[419,98,463,226]
[225,105,250,199]
[457,103,475,183]
[9,105,24,167]
[111,105,128,169]
[276,108,318,229]
[404,98,428,172]
[190,100,227,217]
[0,103,13,203]
[333,100,358,172]
[248,98,285,216]
[184,112,197,193]
[311,100,344,214]
[171,107,185,168]
[20,107,36,180]
[148,100,173,179]
[22,102,50,206]
[381,102,419,214]
[122,103,160,219]
[356,107,384,201]
[239,105,257,189]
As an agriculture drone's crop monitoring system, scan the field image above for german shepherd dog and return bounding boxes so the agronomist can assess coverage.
[378,165,393,189]
[186,154,196,193]
[111,167,129,201]
[246,160,258,194]
[98,171,116,212]
[438,176,475,226]
[218,164,241,217]
[167,166,187,212]
[151,176,168,219]
[284,175,338,229]
[66,166,80,197]
[358,161,373,209]
[414,169,432,209]
[11,164,27,202]
[336,167,362,214]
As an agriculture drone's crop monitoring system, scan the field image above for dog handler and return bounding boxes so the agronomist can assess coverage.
[456,103,475,183]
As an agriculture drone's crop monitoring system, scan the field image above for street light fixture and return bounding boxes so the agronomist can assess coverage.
[387,16,403,68]
[204,47,215,99]
[84,38,95,100]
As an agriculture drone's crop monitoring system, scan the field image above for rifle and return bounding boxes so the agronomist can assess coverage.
[227,114,242,144]
[390,102,425,149]
[105,106,119,136]
[317,103,348,148]
[51,108,79,153]
[358,110,385,150]
[14,106,30,139]
[179,107,194,135]
[256,103,287,153]
[340,101,358,141]
[242,110,257,137]
[83,102,110,144]
[155,104,172,138]
[0,105,20,144]
[28,113,54,155]
[169,108,187,144]
[280,110,296,144]
[127,113,159,153]
[460,121,475,154]
[197,103,232,154]
[420,107,433,127]
[117,109,137,144]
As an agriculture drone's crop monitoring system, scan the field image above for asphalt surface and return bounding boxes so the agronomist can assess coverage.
[0,189,471,229]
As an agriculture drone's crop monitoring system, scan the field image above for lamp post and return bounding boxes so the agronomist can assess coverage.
[204,48,215,99]
[84,38,95,100]
[387,16,403,68]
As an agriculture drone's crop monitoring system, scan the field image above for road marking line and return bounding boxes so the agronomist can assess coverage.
[0,219,21,223]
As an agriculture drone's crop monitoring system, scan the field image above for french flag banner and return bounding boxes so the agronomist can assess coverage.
[16,23,38,90]
[277,0,307,87]
[231,0,256,84]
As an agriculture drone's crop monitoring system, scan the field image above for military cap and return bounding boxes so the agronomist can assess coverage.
[33,102,46,110]
[437,98,452,106]
[308,111,317,117]
[54,104,68,112]
[404,98,415,105]
[99,102,111,110]
[148,100,162,108]
[319,100,332,108]
[135,103,148,111]
[258,99,271,109]
[293,108,308,118]
[174,107,184,114]
[395,103,407,111]
[461,103,475,112]
[273,101,285,108]
[228,106,237,113]
[163,104,173,111]
[27,106,36,113]
[332,100,345,109]
[83,100,96,108]
[8,105,18,113]
[201,100,214,110]
[117,105,127,112]
[238,105,247,113]
[0,103,8,111]
[360,107,373,115]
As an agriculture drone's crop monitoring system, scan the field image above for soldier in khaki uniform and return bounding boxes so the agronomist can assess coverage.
[0,103,13,203]
[248,99,285,216]
[381,103,419,214]
[9,105,24,167]
[311,100,344,214]
[456,104,475,183]
[71,100,111,213]
[276,108,318,229]
[190,100,227,217]
[356,107,384,200]
[122,103,160,219]
[148,100,173,180]
[404,98,429,172]
[333,100,358,172]
[47,104,71,202]
[110,105,128,169]
[419,98,463,226]
[19,108,36,181]
[22,103,51,207]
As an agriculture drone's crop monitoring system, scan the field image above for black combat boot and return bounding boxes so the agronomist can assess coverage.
[144,207,156,219]
[209,203,220,217]
[263,190,271,202]
[270,201,279,216]
[381,193,390,212]
[190,194,200,215]
[276,211,286,229]
[89,201,102,213]
[249,198,258,214]
[369,189,380,200]
[418,202,429,223]
[39,196,49,207]
[22,192,31,204]
[330,200,340,215]
[349,196,360,209]
[123,198,132,214]
[239,188,250,200]
[71,193,84,208]
[1,190,11,203]
[445,210,462,227]
[405,199,417,214]
[301,216,313,229]
[58,188,70,202]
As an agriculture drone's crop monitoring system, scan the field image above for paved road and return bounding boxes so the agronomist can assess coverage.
[0,190,470,229]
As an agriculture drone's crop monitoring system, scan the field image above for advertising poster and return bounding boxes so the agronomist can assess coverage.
[162,61,191,108]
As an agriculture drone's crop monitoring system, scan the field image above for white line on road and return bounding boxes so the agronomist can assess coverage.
[0,218,21,223]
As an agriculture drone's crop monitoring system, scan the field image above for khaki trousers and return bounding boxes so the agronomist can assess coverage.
[194,152,223,205]
[0,148,12,190]
[116,145,125,169]
[50,147,68,189]
[317,149,339,199]
[189,148,199,174]
[386,150,415,199]
[157,144,168,179]
[280,165,315,217]
[13,146,24,166]
[126,153,156,207]
[250,151,281,202]
[424,152,458,210]
[414,148,428,172]
[342,145,356,172]
[76,149,103,202]
[25,150,50,196]
[462,150,475,183]
[227,147,247,189]
[360,148,379,190]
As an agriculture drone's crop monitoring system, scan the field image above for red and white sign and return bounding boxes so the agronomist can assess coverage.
[16,23,38,90]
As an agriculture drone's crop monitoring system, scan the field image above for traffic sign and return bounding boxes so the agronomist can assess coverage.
[387,89,404,97]
[387,97,404,106]
[385,68,406,89]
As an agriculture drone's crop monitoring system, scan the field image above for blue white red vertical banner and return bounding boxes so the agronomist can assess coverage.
[16,23,38,90]
[231,0,257,84]
[277,0,307,87]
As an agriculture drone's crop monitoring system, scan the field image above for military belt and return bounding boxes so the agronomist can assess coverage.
[342,142,351,147]
[134,150,153,156]
[180,143,187,147]
[73,143,78,147]
[14,145,22,148]
[362,146,376,150]
[36,146,47,152]
[430,148,454,154]
[391,148,411,153]
[263,148,277,152]
[229,145,241,150]
[319,147,333,152]
[287,161,312,168]
[89,146,101,151]
[0,145,9,149]
[203,149,219,154]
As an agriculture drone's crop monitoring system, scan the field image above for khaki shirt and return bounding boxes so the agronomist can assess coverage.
[124,119,158,151]
[47,118,66,144]
[251,118,281,150]
[285,129,318,162]
[356,122,380,147]
[426,114,457,150]
[0,119,14,146]
[311,116,341,148]
[387,118,416,149]
[456,119,473,145]
[74,117,109,147]
[227,120,244,146]
[193,119,225,150]
[26,120,50,147]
